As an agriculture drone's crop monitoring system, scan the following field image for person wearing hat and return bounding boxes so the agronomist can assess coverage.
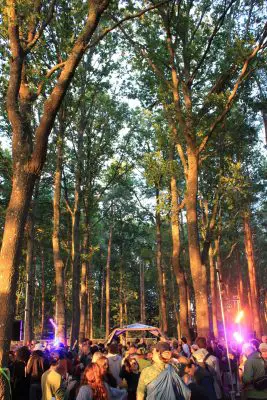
[242,342,267,399]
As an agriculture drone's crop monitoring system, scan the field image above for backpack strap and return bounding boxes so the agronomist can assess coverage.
[203,353,211,363]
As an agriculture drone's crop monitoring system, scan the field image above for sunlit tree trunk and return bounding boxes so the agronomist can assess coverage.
[140,262,146,324]
[87,257,94,339]
[70,210,81,344]
[170,173,190,339]
[185,150,209,337]
[243,211,261,337]
[88,283,93,339]
[79,229,89,342]
[155,187,168,334]
[106,225,112,338]
[100,266,105,332]
[235,246,244,309]
[124,293,128,325]
[169,260,180,338]
[209,246,218,338]
[24,212,35,344]
[53,118,66,344]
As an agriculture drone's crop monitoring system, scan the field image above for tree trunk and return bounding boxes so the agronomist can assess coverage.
[23,212,35,344]
[235,246,244,309]
[70,209,81,344]
[261,109,267,145]
[53,119,66,344]
[88,259,93,339]
[105,225,112,338]
[79,230,89,342]
[100,270,105,332]
[0,172,35,366]
[140,262,146,324]
[169,261,180,338]
[243,211,261,337]
[209,246,218,338]
[155,187,168,334]
[41,248,46,338]
[170,174,190,339]
[124,293,128,325]
[119,260,123,326]
[69,122,84,345]
[185,150,209,337]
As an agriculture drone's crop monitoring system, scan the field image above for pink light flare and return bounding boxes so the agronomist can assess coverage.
[233,331,244,344]
[235,310,244,324]
[49,318,58,330]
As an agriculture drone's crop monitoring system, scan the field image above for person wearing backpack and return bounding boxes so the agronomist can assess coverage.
[194,337,222,399]
[192,350,217,400]
[136,341,191,400]
[242,342,267,399]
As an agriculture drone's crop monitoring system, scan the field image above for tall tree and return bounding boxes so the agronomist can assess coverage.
[120,0,267,336]
[0,0,110,366]
[53,110,66,343]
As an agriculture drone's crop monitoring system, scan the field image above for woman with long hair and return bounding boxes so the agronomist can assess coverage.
[96,356,117,388]
[77,363,108,400]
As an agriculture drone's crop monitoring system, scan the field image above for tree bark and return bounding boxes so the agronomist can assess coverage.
[155,187,168,334]
[235,246,244,309]
[88,280,93,339]
[169,260,180,338]
[70,203,81,344]
[170,173,190,339]
[119,259,124,327]
[100,269,105,332]
[243,211,261,337]
[209,246,218,338]
[53,117,66,344]
[140,262,146,324]
[0,0,109,368]
[185,150,209,337]
[41,248,46,338]
[105,225,112,338]
[79,229,89,342]
[23,212,35,344]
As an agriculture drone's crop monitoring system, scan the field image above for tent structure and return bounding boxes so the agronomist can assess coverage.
[106,323,167,345]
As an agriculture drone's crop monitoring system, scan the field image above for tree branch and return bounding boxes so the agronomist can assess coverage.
[188,0,237,86]
[26,0,57,53]
[198,25,267,154]
[86,0,172,50]
[34,62,66,98]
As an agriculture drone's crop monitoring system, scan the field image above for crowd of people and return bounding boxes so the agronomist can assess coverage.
[1,334,267,400]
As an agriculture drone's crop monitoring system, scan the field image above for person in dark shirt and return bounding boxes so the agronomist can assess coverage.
[12,346,31,400]
[183,360,216,400]
[120,356,140,400]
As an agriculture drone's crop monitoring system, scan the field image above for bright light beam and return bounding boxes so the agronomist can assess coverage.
[49,318,58,330]
[233,331,244,344]
[235,310,244,324]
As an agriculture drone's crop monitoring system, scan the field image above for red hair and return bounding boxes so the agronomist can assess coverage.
[80,363,108,399]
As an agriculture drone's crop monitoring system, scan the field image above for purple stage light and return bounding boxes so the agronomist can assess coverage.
[233,331,244,344]
[49,318,58,330]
